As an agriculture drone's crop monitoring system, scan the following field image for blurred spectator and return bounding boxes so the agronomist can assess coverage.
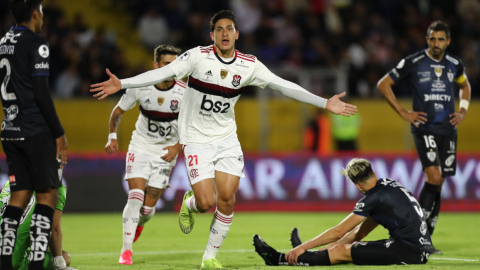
[138,9,169,50]
[54,63,81,98]
[1,0,480,99]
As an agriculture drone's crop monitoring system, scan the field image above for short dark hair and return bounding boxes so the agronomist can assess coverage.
[427,20,450,38]
[154,44,181,63]
[210,10,237,32]
[9,0,44,24]
[341,158,375,184]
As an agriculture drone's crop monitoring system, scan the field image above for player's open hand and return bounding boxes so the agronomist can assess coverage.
[400,110,427,128]
[90,69,121,100]
[326,92,357,116]
[105,139,119,154]
[285,246,306,266]
[56,135,68,165]
[161,143,182,162]
[449,111,466,128]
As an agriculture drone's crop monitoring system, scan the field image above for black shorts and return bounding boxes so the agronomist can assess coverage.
[351,239,429,265]
[412,131,457,177]
[2,132,62,191]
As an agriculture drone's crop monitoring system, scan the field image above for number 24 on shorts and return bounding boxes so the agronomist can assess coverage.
[187,155,198,166]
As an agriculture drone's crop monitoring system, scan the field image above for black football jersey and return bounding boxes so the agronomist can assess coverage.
[353,178,434,253]
[388,50,465,136]
[0,26,51,138]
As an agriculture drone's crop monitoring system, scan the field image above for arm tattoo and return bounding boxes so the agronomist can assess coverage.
[112,114,122,131]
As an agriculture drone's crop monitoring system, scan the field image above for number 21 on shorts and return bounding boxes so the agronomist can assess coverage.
[187,155,198,166]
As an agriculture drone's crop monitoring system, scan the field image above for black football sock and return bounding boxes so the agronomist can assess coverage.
[278,250,331,266]
[427,192,442,235]
[0,205,24,270]
[28,204,54,270]
[419,182,438,220]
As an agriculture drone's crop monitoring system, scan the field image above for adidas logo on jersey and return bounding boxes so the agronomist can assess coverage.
[35,62,49,69]
[205,70,213,76]
[145,99,151,104]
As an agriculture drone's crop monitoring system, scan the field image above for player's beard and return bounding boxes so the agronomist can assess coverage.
[430,46,445,58]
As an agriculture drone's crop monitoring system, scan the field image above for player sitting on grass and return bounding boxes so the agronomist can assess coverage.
[104,44,185,265]
[254,158,433,266]
[0,182,77,270]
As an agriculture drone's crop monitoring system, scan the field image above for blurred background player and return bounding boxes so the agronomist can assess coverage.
[377,20,471,254]
[254,158,432,266]
[104,44,185,265]
[0,1,68,269]
[0,181,77,270]
[91,10,357,270]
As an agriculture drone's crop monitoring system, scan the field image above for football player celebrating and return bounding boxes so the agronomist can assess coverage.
[104,45,185,265]
[92,10,357,270]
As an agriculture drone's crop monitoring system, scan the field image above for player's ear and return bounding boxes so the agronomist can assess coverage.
[210,31,214,42]
[235,29,239,40]
[153,61,159,69]
[447,38,451,46]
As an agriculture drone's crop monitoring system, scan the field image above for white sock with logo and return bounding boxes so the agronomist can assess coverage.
[122,189,144,253]
[185,195,199,213]
[203,209,233,260]
[138,205,155,227]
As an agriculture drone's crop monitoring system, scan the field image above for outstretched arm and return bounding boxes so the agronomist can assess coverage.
[105,105,125,154]
[318,216,379,250]
[267,75,357,116]
[377,74,427,127]
[90,65,176,100]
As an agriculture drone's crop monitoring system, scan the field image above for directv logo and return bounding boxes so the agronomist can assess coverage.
[35,62,49,69]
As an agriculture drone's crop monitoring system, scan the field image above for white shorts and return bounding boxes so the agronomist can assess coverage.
[183,134,245,185]
[124,151,176,189]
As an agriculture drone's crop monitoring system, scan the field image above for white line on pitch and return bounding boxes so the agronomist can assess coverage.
[430,257,479,262]
[73,250,478,262]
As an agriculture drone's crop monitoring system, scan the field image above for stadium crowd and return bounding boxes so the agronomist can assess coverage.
[1,0,479,98]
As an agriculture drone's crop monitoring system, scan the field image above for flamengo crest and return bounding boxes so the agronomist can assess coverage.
[232,75,241,87]
[170,99,179,111]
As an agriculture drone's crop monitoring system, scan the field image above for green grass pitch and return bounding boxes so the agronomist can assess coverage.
[62,212,480,269]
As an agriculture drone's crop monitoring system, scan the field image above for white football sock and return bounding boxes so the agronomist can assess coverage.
[138,205,155,227]
[186,195,199,213]
[203,209,233,260]
[121,189,144,253]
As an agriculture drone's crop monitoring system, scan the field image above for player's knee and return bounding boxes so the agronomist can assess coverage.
[425,168,442,185]
[195,195,215,212]
[328,244,349,262]
[217,192,235,209]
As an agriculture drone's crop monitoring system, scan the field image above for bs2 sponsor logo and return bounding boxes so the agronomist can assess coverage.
[200,95,230,113]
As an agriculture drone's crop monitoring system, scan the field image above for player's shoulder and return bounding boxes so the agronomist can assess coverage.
[235,49,257,63]
[199,45,214,54]
[403,50,427,64]
[445,52,462,66]
[174,80,187,90]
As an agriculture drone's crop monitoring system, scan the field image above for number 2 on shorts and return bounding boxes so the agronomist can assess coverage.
[188,155,198,166]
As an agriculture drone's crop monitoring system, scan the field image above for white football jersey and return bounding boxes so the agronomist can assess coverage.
[118,80,186,156]
[170,45,274,145]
